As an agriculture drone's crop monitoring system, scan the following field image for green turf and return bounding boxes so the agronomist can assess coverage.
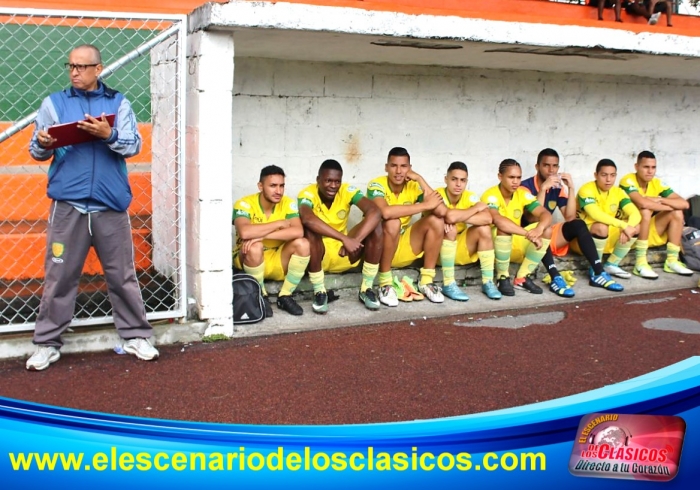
[0,23,155,123]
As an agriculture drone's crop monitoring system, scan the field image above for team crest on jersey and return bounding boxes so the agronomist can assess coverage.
[348,185,358,192]
[610,204,618,213]
[548,201,556,211]
[469,194,478,203]
[513,209,522,219]
[289,202,298,212]
[336,210,347,220]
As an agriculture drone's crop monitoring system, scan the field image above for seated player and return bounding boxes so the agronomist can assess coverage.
[521,148,623,296]
[574,159,641,280]
[298,159,383,313]
[437,161,502,300]
[233,165,310,316]
[481,159,552,296]
[367,147,446,306]
[619,151,692,279]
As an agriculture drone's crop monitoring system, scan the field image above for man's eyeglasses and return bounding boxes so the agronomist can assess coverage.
[64,63,99,72]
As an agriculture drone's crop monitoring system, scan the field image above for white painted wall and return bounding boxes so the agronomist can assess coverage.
[233,57,700,212]
[186,30,235,334]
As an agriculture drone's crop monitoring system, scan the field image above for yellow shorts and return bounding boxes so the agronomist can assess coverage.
[391,225,424,268]
[321,236,361,273]
[454,228,479,266]
[233,247,286,281]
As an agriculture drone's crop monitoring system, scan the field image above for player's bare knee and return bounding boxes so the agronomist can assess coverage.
[382,218,401,237]
[445,228,457,241]
[291,237,311,256]
[590,222,608,238]
[640,208,653,222]
[672,209,684,222]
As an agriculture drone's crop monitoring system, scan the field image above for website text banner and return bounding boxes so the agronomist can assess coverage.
[2,357,700,488]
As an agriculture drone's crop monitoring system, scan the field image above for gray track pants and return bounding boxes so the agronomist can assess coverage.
[33,201,153,347]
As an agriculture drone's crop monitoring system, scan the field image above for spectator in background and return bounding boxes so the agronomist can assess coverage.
[592,0,623,23]
[626,0,674,26]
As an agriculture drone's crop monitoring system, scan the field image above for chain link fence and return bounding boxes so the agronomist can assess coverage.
[0,9,186,332]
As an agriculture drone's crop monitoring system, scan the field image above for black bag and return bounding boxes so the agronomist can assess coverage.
[680,227,700,271]
[232,273,265,324]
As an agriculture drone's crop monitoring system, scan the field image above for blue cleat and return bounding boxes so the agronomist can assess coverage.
[549,275,575,298]
[481,280,502,300]
[589,271,624,292]
[442,282,469,302]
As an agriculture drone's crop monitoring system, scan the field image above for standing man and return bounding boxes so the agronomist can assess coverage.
[298,159,383,313]
[233,165,310,317]
[367,147,446,306]
[521,148,624,296]
[619,151,692,279]
[575,159,641,280]
[437,161,501,300]
[27,44,158,370]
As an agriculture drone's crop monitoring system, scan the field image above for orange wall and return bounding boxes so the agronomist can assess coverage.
[1,1,698,34]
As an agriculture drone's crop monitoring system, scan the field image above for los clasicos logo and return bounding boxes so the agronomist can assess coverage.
[568,413,685,482]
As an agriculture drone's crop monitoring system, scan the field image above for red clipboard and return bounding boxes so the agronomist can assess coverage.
[45,114,116,149]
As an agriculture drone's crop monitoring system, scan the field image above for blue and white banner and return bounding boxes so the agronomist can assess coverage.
[2,357,700,488]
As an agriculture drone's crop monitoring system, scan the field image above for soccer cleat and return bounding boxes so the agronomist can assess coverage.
[633,264,659,280]
[26,345,60,371]
[401,276,425,301]
[589,271,624,292]
[648,12,661,25]
[663,260,694,276]
[359,288,380,310]
[262,295,274,318]
[497,276,515,296]
[441,282,469,302]
[514,274,543,294]
[481,281,502,300]
[312,291,329,314]
[418,283,445,303]
[379,285,399,307]
[549,275,575,298]
[123,338,159,361]
[277,295,303,316]
[603,263,632,279]
[392,276,412,302]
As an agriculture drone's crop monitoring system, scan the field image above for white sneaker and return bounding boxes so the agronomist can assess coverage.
[123,338,159,361]
[664,261,694,276]
[378,285,399,307]
[604,263,632,279]
[26,346,60,371]
[633,264,659,280]
[418,283,445,303]
[649,12,661,25]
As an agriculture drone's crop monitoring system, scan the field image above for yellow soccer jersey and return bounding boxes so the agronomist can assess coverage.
[298,183,363,234]
[577,181,633,225]
[619,173,674,198]
[367,176,424,230]
[233,193,299,253]
[480,185,540,226]
[436,187,480,234]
